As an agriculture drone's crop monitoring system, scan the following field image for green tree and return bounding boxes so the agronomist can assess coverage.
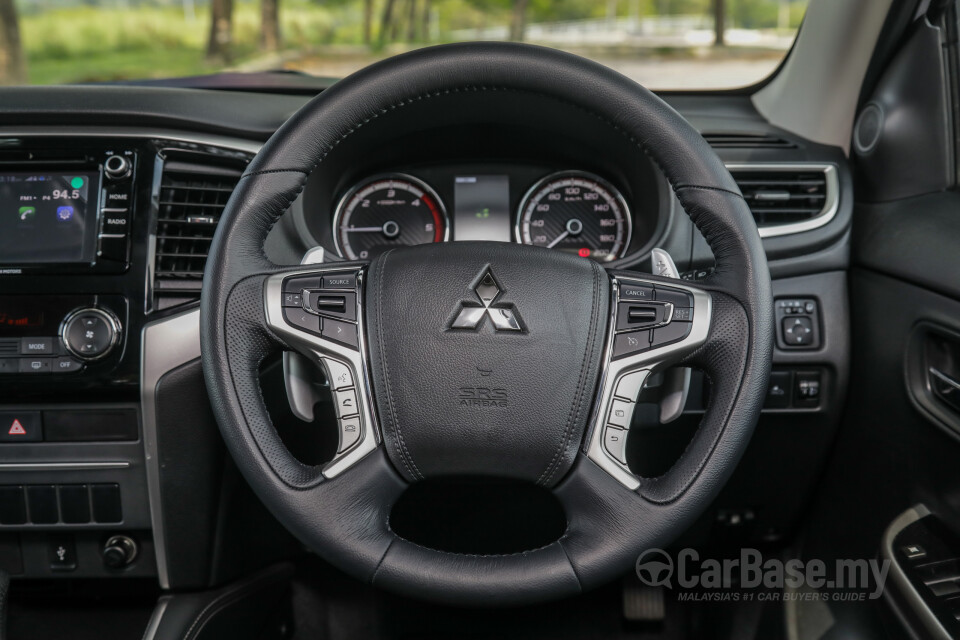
[0,0,25,85]
[510,0,529,40]
[261,0,281,52]
[206,0,234,62]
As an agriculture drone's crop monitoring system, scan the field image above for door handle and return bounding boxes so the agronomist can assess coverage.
[929,367,960,395]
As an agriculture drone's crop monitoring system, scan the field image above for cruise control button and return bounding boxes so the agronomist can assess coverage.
[654,286,693,308]
[615,371,647,402]
[651,321,691,348]
[338,416,361,453]
[335,389,358,418]
[608,399,634,428]
[323,358,354,390]
[20,337,53,355]
[322,319,358,349]
[283,308,321,335]
[672,307,694,322]
[612,330,650,360]
[322,272,358,290]
[19,358,51,374]
[620,284,653,301]
[604,427,628,464]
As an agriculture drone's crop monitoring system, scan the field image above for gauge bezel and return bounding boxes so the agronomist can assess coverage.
[332,173,450,260]
[514,170,633,262]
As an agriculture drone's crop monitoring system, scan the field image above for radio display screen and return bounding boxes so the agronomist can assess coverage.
[0,171,100,265]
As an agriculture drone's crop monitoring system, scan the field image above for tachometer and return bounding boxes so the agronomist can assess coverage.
[333,174,448,260]
[516,171,631,262]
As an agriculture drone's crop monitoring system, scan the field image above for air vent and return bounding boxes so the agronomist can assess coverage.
[703,133,795,149]
[152,151,249,311]
[726,164,839,238]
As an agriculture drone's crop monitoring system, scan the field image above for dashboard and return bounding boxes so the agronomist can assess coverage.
[0,86,851,590]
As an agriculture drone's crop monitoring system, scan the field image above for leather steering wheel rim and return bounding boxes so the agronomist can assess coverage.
[200,42,773,606]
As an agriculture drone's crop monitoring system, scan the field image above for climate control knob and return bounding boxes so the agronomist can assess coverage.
[60,308,121,361]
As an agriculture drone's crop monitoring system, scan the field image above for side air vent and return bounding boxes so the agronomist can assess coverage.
[703,133,795,149]
[152,151,249,311]
[727,164,839,238]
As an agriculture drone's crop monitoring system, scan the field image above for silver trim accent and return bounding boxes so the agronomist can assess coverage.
[585,276,713,489]
[515,170,633,262]
[650,247,679,279]
[59,306,123,362]
[0,461,130,471]
[264,267,381,478]
[0,127,263,155]
[141,307,201,590]
[141,597,171,640]
[331,173,450,260]
[881,504,949,640]
[725,163,840,238]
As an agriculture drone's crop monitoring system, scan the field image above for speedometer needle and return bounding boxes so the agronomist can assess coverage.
[345,226,384,232]
[546,231,569,249]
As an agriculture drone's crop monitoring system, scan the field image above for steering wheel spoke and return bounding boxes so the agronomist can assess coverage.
[585,273,713,488]
[263,265,381,478]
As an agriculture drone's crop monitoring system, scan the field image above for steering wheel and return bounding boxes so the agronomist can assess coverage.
[200,42,773,606]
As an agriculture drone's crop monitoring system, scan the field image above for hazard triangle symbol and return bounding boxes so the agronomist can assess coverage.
[8,419,26,435]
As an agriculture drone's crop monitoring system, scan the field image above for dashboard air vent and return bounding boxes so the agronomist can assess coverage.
[727,164,839,238]
[703,133,795,149]
[153,151,249,311]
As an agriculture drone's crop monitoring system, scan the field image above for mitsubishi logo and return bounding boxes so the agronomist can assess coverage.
[450,269,523,332]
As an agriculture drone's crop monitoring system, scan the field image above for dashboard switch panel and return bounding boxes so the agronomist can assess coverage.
[775,297,821,350]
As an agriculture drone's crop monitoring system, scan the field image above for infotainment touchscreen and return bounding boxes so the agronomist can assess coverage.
[0,171,100,264]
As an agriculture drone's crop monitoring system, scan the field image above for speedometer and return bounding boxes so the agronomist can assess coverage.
[333,174,448,260]
[516,171,631,262]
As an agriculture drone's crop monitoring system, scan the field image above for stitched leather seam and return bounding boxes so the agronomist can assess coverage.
[556,536,584,592]
[222,274,323,489]
[370,537,396,584]
[537,260,602,486]
[375,250,423,480]
[675,184,744,199]
[386,532,570,559]
[638,296,751,505]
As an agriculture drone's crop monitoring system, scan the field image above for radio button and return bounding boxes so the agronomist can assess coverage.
[101,209,130,235]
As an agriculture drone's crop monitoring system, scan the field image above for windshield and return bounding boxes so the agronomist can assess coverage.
[0,0,808,89]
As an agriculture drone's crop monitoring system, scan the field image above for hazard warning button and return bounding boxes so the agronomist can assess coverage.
[0,412,42,442]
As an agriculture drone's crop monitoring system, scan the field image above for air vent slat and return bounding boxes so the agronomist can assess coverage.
[728,165,835,235]
[703,133,796,149]
[153,152,249,311]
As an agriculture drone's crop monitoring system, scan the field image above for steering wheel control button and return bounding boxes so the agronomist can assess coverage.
[0,411,42,442]
[334,389,358,418]
[338,416,362,453]
[322,319,359,349]
[283,308,321,335]
[603,427,629,464]
[61,308,120,361]
[283,275,321,293]
[651,321,692,349]
[615,371,648,402]
[654,286,693,308]
[613,330,650,359]
[608,399,635,429]
[322,272,358,290]
[620,284,654,301]
[616,301,673,332]
[672,307,694,322]
[323,358,354,390]
[282,292,303,307]
[306,291,357,321]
